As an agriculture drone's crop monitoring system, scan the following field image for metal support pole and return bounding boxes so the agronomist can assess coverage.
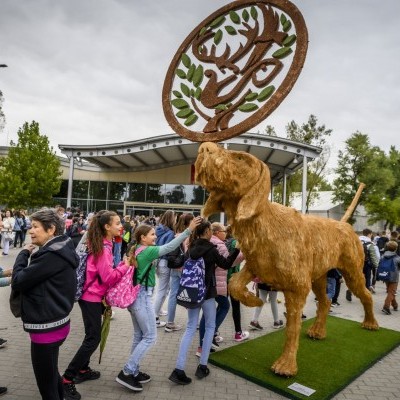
[283,171,287,206]
[66,156,74,209]
[301,156,308,214]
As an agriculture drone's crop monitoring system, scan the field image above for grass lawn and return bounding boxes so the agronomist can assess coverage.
[209,316,400,399]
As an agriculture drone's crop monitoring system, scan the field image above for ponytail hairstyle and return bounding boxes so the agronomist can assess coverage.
[88,210,118,256]
[188,219,211,250]
[174,213,194,234]
[127,224,155,268]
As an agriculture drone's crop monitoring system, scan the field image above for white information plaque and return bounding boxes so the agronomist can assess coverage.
[288,382,316,397]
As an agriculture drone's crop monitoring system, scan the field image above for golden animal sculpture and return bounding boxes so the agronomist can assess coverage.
[195,142,379,377]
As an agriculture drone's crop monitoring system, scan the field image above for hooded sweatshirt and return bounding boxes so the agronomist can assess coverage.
[12,235,79,332]
[156,224,175,260]
[188,238,240,300]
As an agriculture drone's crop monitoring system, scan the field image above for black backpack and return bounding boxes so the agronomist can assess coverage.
[362,241,373,268]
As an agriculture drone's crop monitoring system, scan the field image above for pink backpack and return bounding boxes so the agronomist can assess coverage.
[105,246,147,308]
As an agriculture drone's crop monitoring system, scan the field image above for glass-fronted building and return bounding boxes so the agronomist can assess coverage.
[56,133,322,218]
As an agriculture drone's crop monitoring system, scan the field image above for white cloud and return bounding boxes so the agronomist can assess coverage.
[1,0,399,166]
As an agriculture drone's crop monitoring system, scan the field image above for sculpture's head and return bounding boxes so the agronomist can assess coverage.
[195,142,270,221]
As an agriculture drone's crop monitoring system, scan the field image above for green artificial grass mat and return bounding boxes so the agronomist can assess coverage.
[209,316,400,399]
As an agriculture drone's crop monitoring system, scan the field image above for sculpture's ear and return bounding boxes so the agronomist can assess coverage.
[236,162,270,221]
[202,192,223,218]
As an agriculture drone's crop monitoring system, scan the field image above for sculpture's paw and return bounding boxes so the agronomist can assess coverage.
[242,291,263,307]
[307,325,326,340]
[271,356,297,377]
[362,318,379,331]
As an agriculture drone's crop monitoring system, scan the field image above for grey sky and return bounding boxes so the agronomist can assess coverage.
[1,0,399,176]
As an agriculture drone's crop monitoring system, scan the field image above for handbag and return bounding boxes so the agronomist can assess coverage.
[167,244,185,269]
[10,288,21,318]
[105,266,140,308]
[3,231,14,242]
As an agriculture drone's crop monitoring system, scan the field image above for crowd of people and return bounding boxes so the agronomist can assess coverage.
[1,206,400,399]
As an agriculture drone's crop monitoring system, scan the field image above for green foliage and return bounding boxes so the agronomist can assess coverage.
[0,121,62,208]
[273,115,333,209]
[332,132,399,226]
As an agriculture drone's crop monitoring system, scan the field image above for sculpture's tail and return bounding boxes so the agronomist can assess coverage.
[340,183,366,223]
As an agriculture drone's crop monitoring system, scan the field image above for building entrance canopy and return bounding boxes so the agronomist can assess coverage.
[59,132,321,185]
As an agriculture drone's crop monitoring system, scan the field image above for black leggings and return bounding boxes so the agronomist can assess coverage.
[31,340,64,400]
[230,295,242,333]
[64,300,103,380]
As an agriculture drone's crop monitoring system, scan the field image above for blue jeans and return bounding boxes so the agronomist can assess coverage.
[176,298,216,369]
[167,269,181,323]
[326,277,336,300]
[199,295,230,346]
[124,286,156,375]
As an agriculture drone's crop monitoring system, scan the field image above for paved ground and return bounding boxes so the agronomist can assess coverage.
[1,246,400,400]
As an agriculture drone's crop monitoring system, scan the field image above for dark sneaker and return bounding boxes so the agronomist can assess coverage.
[0,338,7,348]
[136,371,151,384]
[0,387,7,397]
[115,370,143,392]
[382,307,392,315]
[63,380,81,400]
[195,364,210,379]
[168,369,192,385]
[273,320,284,329]
[73,367,100,384]
[346,290,352,302]
[249,321,263,330]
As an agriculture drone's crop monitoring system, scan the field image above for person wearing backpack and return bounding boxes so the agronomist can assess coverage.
[116,216,202,393]
[380,240,400,315]
[169,220,240,385]
[359,228,380,293]
[197,222,246,358]
[11,208,79,400]
[164,213,194,333]
[63,210,130,400]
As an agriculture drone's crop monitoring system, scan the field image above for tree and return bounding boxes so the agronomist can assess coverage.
[332,132,394,224]
[0,90,5,133]
[272,115,332,209]
[0,121,62,208]
[364,146,400,229]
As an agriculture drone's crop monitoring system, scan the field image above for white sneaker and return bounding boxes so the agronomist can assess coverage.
[165,323,182,332]
[234,331,249,342]
[156,319,166,328]
[214,335,223,343]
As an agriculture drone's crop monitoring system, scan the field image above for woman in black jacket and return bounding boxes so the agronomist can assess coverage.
[12,208,79,400]
[169,220,240,385]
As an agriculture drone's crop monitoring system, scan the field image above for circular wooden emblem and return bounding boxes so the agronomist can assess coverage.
[162,0,308,142]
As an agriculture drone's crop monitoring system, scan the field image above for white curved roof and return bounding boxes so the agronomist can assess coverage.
[58,132,321,184]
